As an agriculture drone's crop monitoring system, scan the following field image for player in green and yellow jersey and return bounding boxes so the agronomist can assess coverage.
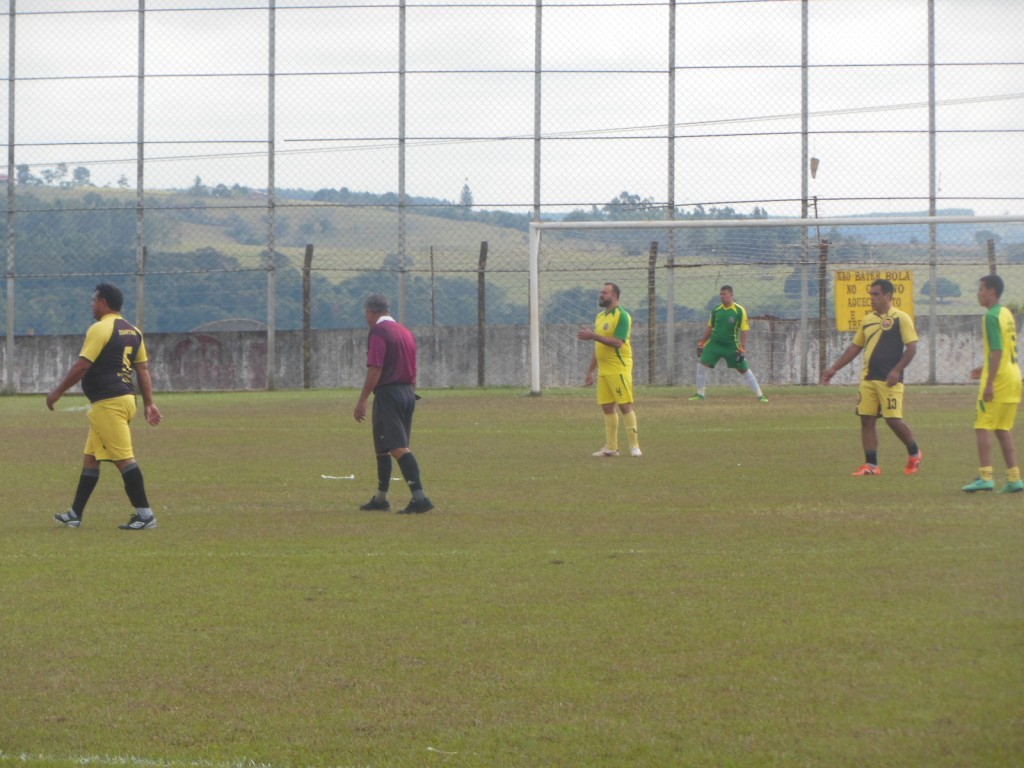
[577,282,641,457]
[822,278,923,476]
[690,286,767,402]
[962,274,1023,493]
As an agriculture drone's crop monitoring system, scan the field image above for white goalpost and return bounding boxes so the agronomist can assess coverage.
[528,214,1024,394]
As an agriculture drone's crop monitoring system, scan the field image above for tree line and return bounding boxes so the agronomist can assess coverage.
[3,183,974,335]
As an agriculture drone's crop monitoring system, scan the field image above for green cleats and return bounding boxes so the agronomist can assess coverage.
[688,393,706,401]
[961,478,995,493]
[998,479,1024,494]
[758,395,769,403]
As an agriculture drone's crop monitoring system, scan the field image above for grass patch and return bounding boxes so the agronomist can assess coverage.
[1,387,1021,767]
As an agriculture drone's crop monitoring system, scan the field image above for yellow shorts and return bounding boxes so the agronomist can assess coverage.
[857,379,904,419]
[596,372,634,406]
[974,399,1019,432]
[85,395,137,461]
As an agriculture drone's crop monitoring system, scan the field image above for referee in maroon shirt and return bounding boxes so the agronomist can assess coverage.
[353,294,434,514]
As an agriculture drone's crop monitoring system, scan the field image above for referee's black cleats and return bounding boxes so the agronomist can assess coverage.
[359,497,391,512]
[398,498,434,515]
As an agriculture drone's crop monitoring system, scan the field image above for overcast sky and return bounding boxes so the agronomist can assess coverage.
[4,0,1022,217]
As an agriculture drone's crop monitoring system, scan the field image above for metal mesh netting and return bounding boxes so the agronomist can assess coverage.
[1,0,1021,386]
[531,216,1024,387]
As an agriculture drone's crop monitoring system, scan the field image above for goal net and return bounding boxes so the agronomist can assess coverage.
[527,214,1024,393]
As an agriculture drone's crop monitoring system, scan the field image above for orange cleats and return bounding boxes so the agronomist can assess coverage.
[903,451,922,475]
[851,464,881,476]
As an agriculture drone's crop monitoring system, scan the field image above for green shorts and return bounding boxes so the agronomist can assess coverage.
[700,340,749,372]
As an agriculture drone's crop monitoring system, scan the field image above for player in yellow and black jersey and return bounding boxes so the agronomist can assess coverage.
[822,278,923,477]
[47,282,163,530]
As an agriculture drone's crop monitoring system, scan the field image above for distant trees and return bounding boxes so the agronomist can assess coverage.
[40,163,68,186]
[603,191,660,220]
[920,277,962,302]
[72,166,92,187]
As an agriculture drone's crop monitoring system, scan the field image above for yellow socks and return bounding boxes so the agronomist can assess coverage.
[622,410,639,450]
[604,412,619,451]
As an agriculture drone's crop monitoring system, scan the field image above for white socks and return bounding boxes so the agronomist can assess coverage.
[742,369,763,398]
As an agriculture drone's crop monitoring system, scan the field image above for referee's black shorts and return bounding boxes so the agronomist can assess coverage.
[372,383,417,454]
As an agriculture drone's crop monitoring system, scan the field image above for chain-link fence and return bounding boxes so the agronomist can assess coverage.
[2,0,1022,390]
[532,214,1024,388]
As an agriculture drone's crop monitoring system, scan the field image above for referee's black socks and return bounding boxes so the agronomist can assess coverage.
[375,454,393,499]
[397,452,424,494]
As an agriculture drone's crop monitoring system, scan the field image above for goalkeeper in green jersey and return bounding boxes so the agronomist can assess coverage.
[690,285,768,403]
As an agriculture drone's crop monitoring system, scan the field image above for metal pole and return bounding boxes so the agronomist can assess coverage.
[397,0,407,324]
[647,241,657,385]
[5,0,15,394]
[429,246,436,325]
[528,224,541,394]
[266,0,277,389]
[135,0,145,330]
[665,0,676,386]
[817,237,829,380]
[529,0,542,390]
[799,0,810,386]
[927,0,938,385]
[477,241,487,387]
[532,0,542,224]
[303,244,313,389]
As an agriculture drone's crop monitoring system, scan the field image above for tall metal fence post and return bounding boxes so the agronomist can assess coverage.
[927,0,938,384]
[799,0,810,385]
[429,246,436,325]
[4,0,15,394]
[397,0,407,325]
[265,0,277,390]
[647,241,658,385]
[135,0,146,331]
[665,0,676,386]
[477,241,488,387]
[303,244,314,389]
[817,239,829,380]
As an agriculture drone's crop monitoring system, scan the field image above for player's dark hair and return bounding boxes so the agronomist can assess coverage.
[364,294,390,314]
[870,278,895,296]
[980,273,1004,298]
[95,282,124,311]
[604,282,620,298]
[720,285,734,293]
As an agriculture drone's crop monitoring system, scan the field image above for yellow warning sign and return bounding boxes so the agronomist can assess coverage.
[834,270,914,331]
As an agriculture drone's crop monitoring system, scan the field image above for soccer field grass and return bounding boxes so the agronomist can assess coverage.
[1,387,1022,768]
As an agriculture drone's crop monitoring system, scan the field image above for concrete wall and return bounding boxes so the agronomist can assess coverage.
[1,316,989,394]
